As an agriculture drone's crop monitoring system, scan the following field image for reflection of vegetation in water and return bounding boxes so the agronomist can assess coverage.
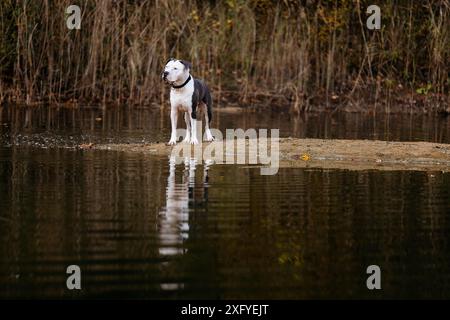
[0,1,448,111]
[277,242,304,282]
[1,142,450,298]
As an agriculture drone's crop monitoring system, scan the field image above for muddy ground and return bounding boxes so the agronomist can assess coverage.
[89,138,450,172]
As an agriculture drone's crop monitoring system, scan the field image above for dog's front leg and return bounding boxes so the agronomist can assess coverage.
[168,109,178,145]
[183,112,191,143]
[189,113,199,145]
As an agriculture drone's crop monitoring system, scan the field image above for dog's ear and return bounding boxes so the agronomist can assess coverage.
[165,57,175,64]
[180,60,192,71]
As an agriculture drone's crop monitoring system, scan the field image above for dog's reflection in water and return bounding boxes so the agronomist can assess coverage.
[158,156,211,257]
[158,156,211,291]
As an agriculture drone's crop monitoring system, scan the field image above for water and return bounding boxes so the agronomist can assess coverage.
[1,105,450,299]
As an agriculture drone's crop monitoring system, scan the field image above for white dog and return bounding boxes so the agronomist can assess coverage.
[162,58,214,145]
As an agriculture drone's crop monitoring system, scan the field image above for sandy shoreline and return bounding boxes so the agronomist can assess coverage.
[87,138,450,172]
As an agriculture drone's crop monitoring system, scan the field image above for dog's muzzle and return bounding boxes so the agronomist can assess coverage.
[162,71,169,81]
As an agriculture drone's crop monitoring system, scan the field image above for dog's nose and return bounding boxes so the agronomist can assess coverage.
[163,71,169,77]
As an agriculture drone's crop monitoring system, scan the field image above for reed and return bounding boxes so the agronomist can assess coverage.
[0,0,449,112]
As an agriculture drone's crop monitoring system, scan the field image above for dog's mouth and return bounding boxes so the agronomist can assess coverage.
[163,78,175,86]
[162,75,172,84]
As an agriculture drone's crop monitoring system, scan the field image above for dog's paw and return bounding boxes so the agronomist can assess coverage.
[190,137,199,145]
[183,135,191,143]
[167,139,177,146]
[204,130,215,142]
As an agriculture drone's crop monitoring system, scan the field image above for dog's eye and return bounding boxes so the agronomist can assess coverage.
[173,67,177,70]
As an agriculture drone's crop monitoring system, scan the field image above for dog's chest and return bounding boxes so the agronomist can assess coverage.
[170,82,194,112]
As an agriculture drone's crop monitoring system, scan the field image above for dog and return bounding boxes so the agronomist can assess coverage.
[162,58,214,145]
[158,156,212,258]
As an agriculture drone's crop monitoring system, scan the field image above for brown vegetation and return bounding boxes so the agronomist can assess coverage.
[0,1,449,112]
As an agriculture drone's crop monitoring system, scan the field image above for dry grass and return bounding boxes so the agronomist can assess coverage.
[0,0,449,111]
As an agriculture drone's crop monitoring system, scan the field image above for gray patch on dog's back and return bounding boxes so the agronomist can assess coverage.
[191,78,212,123]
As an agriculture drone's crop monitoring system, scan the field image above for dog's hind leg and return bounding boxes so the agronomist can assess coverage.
[203,93,214,142]
[204,111,214,142]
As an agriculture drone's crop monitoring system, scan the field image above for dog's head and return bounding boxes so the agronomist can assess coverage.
[161,58,192,84]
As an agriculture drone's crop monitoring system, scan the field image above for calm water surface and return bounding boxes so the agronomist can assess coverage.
[1,105,450,299]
